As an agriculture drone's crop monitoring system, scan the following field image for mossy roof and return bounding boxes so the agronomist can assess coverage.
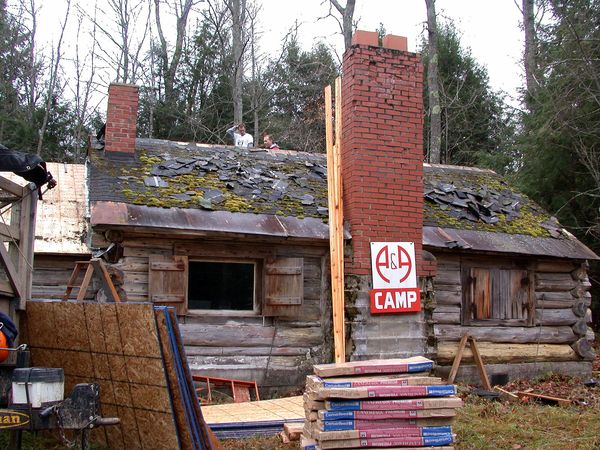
[423,164,562,239]
[88,138,329,220]
[89,141,561,239]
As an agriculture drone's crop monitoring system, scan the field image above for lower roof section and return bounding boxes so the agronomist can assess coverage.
[91,201,331,242]
[423,226,599,260]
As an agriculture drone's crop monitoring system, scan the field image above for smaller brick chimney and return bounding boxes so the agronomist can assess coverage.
[105,83,139,154]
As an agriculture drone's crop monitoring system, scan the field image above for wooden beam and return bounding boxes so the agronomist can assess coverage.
[0,222,19,241]
[325,78,346,363]
[0,241,23,300]
[437,341,579,364]
[0,176,25,197]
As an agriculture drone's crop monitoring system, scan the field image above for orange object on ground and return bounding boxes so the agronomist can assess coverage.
[0,331,9,362]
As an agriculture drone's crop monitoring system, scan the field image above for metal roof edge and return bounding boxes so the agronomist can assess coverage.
[90,201,331,241]
[423,226,599,260]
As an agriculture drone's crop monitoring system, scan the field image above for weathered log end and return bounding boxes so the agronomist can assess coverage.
[571,338,596,360]
[572,318,588,337]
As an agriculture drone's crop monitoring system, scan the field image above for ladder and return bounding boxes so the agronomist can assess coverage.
[63,258,121,302]
[447,334,491,390]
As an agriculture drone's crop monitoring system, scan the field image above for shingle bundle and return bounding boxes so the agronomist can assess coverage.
[301,356,461,450]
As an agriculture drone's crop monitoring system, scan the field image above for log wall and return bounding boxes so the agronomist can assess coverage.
[113,236,332,396]
[431,252,595,381]
[32,254,93,301]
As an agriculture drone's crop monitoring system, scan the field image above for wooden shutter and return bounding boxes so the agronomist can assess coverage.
[263,257,303,317]
[148,255,188,315]
[508,269,529,320]
[471,268,491,320]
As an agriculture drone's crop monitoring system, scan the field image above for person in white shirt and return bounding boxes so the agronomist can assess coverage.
[226,123,254,147]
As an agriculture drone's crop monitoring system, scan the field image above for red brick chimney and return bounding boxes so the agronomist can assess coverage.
[341,30,424,276]
[105,83,139,154]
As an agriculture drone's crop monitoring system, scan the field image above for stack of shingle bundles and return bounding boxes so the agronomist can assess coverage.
[300,356,461,450]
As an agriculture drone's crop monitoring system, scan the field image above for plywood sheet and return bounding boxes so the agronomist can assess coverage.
[202,395,305,424]
[24,301,179,450]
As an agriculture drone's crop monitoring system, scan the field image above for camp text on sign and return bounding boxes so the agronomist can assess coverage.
[370,242,421,314]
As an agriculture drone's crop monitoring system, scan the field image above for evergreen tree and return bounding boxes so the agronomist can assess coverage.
[518,0,600,246]
[420,20,514,170]
[263,38,338,152]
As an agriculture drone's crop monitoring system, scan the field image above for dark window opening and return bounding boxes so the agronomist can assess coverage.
[188,261,255,310]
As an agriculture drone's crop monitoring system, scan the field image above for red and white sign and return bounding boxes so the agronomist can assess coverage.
[370,242,421,314]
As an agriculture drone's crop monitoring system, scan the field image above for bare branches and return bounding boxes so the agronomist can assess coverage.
[320,0,356,49]
[37,0,71,155]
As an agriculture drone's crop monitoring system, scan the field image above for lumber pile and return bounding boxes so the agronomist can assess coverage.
[301,356,461,450]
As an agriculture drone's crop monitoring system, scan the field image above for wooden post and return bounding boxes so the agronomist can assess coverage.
[325,78,346,363]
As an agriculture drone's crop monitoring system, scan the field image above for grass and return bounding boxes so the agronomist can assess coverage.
[219,392,600,450]
[4,390,599,449]
[454,394,600,449]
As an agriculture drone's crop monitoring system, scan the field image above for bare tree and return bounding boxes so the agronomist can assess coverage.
[37,0,71,155]
[425,0,441,163]
[328,0,356,49]
[23,0,41,122]
[71,8,99,161]
[154,0,198,105]
[225,0,247,124]
[80,0,151,84]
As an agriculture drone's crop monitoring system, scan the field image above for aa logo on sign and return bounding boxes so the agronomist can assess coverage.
[369,242,421,314]
[371,242,416,289]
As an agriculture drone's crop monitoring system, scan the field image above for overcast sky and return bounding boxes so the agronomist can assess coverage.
[36,0,525,106]
[260,0,524,103]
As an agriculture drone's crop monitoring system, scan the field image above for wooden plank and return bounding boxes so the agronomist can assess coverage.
[148,255,188,315]
[0,241,22,299]
[469,337,492,390]
[0,222,19,241]
[15,184,37,309]
[432,311,460,324]
[535,261,577,272]
[435,324,577,344]
[516,391,571,407]
[325,79,345,363]
[263,257,303,316]
[0,176,25,197]
[472,268,491,320]
[152,294,185,303]
[436,361,593,385]
[435,290,461,306]
[535,308,578,326]
[91,259,121,302]
[536,273,579,291]
[447,334,469,384]
[437,341,579,364]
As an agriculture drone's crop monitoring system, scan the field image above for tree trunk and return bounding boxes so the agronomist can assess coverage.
[230,0,246,124]
[330,0,356,50]
[523,0,537,111]
[154,0,194,108]
[37,0,70,155]
[425,0,441,163]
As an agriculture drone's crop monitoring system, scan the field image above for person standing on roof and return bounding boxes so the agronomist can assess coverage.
[263,133,280,151]
[226,123,254,147]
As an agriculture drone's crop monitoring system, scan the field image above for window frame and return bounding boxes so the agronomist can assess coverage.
[185,257,262,317]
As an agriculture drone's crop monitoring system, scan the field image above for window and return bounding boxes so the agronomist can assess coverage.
[462,267,534,326]
[148,254,304,317]
[188,261,256,311]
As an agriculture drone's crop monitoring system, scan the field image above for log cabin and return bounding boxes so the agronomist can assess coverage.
[5,163,92,301]
[82,31,597,394]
